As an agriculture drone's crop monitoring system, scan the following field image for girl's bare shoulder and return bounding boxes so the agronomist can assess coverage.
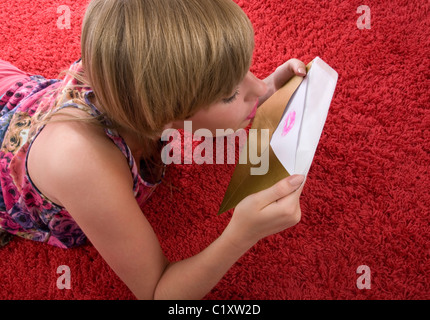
[27,108,133,206]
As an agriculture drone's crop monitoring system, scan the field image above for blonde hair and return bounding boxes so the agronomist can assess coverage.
[39,0,255,183]
[81,0,254,140]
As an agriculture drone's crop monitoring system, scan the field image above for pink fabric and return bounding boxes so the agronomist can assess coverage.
[0,59,165,248]
[0,59,31,97]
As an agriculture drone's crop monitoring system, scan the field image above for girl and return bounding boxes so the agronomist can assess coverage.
[0,0,307,299]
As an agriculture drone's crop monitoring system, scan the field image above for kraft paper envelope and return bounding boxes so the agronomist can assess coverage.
[217,57,338,215]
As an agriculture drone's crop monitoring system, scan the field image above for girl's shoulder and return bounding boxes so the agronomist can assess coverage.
[27,107,134,207]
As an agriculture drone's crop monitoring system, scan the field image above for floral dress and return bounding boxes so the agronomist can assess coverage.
[0,60,165,248]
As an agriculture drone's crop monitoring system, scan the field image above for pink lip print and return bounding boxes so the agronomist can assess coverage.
[281,111,296,136]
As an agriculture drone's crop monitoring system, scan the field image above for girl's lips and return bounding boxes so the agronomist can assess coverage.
[246,100,259,120]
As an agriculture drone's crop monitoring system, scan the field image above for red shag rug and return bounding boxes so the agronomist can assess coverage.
[0,0,429,300]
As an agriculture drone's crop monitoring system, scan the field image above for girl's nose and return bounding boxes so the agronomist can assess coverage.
[247,72,268,99]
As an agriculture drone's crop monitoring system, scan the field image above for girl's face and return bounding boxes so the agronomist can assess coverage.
[167,71,267,137]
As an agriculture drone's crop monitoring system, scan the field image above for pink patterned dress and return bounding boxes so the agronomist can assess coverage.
[0,59,165,248]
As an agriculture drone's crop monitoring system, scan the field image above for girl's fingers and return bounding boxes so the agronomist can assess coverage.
[273,59,307,90]
[253,174,305,209]
[287,58,307,76]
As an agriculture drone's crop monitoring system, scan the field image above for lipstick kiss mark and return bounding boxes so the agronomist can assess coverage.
[281,111,296,137]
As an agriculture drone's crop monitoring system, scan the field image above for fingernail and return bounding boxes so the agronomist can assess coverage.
[298,68,306,75]
[289,175,305,187]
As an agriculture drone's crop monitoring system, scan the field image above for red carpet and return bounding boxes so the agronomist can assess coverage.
[0,0,429,300]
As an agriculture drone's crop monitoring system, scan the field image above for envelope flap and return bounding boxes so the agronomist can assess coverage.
[294,57,338,175]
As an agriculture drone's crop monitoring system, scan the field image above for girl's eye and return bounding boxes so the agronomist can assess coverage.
[222,89,240,104]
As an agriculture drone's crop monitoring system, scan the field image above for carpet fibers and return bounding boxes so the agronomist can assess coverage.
[0,0,429,300]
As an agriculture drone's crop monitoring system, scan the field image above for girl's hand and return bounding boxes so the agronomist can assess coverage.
[225,174,306,248]
[258,58,307,106]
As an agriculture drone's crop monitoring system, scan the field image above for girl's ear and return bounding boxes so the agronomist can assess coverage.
[162,120,184,131]
[162,122,174,131]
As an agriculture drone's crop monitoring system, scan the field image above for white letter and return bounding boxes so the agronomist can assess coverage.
[57,5,71,29]
[253,305,261,314]
[56,265,71,290]
[249,129,269,175]
[193,129,213,164]
[356,5,371,30]
[183,121,193,164]
[215,135,226,165]
[227,129,247,165]
[356,265,371,289]
[161,128,182,164]
[212,305,220,315]
[215,128,247,165]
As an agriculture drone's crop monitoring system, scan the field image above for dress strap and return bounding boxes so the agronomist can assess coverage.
[53,91,166,191]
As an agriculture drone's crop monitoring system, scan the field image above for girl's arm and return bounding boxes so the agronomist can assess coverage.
[30,116,303,300]
[154,175,304,299]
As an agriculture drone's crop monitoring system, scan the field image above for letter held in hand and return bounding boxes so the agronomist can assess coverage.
[218,57,338,215]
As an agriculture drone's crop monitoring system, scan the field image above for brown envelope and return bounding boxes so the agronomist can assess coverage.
[217,61,313,215]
